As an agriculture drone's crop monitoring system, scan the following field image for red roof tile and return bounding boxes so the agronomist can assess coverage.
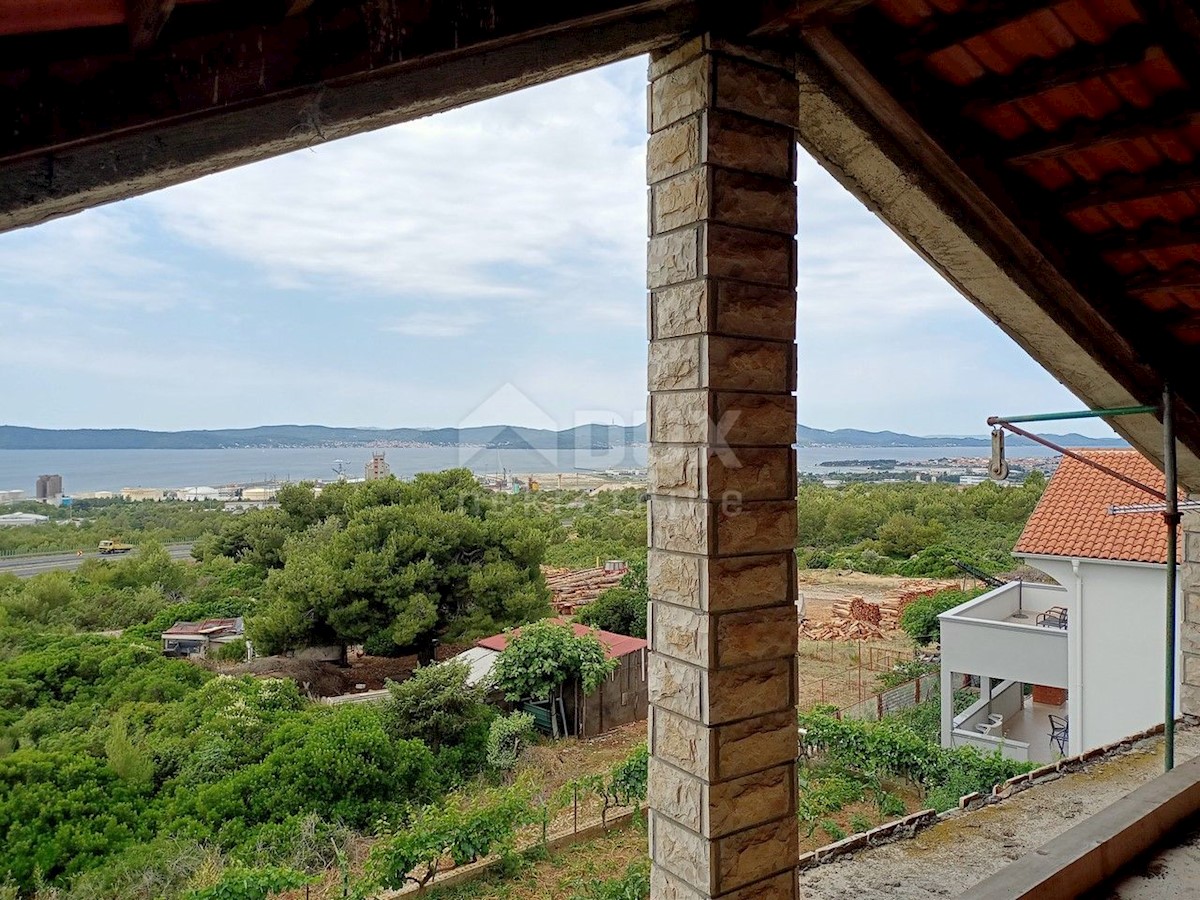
[1014,450,1181,563]
[477,620,647,660]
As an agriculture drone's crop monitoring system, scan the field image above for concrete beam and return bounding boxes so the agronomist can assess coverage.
[960,753,1200,898]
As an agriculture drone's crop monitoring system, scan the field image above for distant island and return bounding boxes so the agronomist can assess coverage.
[0,422,1128,451]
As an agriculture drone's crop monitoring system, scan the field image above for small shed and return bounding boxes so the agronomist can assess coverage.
[162,617,244,658]
[474,622,648,739]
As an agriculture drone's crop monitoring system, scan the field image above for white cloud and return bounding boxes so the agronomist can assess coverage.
[145,61,647,320]
[383,312,484,338]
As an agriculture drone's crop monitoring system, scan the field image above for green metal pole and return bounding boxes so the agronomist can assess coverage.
[1164,384,1178,772]
[987,405,1158,426]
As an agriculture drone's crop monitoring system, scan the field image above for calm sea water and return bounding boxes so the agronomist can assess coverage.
[0,445,1056,495]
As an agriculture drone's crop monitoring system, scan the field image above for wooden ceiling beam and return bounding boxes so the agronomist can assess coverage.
[1003,92,1200,164]
[958,25,1158,110]
[0,0,704,231]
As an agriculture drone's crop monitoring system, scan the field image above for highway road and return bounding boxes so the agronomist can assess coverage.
[0,543,195,578]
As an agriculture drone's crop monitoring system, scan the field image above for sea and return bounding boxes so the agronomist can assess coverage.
[0,445,1060,496]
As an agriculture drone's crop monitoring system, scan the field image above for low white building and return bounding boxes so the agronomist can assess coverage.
[0,511,50,526]
[174,486,221,501]
[939,450,1180,762]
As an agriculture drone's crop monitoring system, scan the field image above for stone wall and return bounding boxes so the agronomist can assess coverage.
[645,35,800,900]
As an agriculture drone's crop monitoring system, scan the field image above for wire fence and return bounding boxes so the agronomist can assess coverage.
[797,644,915,712]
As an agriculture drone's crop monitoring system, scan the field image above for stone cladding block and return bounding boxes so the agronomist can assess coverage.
[650,278,796,342]
[704,109,797,180]
[650,56,710,132]
[651,705,798,782]
[702,223,795,287]
[651,601,796,668]
[649,445,701,498]
[648,228,699,288]
[648,655,795,725]
[649,757,795,839]
[710,169,797,233]
[705,446,797,502]
[651,866,797,900]
[647,550,795,613]
[713,56,799,129]
[715,393,797,446]
[648,117,702,185]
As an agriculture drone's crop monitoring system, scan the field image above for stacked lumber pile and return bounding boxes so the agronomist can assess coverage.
[804,595,887,641]
[878,584,948,629]
[543,566,626,615]
[800,618,887,641]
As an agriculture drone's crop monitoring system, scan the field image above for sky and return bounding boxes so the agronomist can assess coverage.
[0,57,1118,439]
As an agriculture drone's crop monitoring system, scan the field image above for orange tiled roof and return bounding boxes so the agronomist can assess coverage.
[1014,450,1181,564]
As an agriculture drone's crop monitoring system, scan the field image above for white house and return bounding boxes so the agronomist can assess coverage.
[939,450,1180,762]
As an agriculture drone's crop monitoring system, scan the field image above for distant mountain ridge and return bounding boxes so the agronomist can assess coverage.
[0,422,1127,451]
[793,424,1127,449]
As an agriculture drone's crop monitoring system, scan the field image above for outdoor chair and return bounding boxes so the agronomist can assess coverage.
[1036,607,1068,629]
[1048,714,1068,754]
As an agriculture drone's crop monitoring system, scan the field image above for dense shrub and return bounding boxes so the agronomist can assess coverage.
[899,589,984,646]
[381,661,491,752]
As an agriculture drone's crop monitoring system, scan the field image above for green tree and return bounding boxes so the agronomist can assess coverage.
[899,588,983,646]
[381,661,491,752]
[491,621,617,703]
[248,472,551,655]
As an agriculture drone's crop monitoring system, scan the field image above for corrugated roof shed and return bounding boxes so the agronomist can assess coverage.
[1014,449,1181,563]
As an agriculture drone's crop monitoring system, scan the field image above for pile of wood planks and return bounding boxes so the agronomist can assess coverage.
[800,618,887,641]
[543,566,626,614]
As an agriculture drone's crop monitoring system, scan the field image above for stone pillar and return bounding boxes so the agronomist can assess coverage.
[645,36,800,900]
[1182,502,1200,717]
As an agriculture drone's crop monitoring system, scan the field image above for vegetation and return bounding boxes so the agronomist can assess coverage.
[491,621,618,703]
[0,499,227,556]
[243,472,552,655]
[899,588,985,646]
[799,706,1034,813]
[576,559,648,638]
[795,473,1045,575]
[382,660,492,753]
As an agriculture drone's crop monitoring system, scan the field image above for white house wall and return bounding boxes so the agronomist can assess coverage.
[1076,559,1176,750]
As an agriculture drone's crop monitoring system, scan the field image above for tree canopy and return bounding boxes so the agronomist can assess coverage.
[245,471,551,655]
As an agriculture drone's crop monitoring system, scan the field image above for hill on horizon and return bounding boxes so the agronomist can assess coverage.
[0,422,1128,451]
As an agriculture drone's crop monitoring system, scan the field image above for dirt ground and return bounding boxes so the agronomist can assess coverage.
[798,726,1200,899]
[212,642,471,697]
[796,570,958,711]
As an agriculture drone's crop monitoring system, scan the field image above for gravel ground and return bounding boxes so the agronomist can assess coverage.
[799,726,1200,899]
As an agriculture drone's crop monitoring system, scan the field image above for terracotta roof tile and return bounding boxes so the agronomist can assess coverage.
[1014,450,1181,563]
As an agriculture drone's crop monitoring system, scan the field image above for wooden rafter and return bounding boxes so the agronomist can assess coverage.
[957,25,1157,110]
[1096,219,1200,254]
[1127,264,1200,293]
[1058,167,1200,213]
[1003,93,1200,164]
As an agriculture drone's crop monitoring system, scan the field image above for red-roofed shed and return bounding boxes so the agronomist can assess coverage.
[473,620,648,739]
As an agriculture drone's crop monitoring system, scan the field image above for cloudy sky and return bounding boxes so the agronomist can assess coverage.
[1,57,1117,438]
